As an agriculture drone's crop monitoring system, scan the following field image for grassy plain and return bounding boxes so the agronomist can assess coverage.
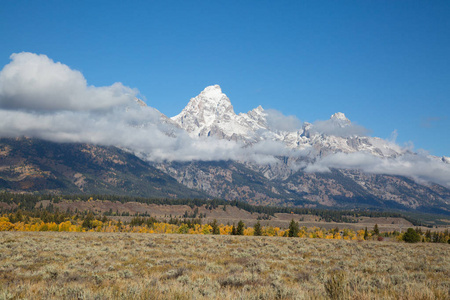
[0,232,449,300]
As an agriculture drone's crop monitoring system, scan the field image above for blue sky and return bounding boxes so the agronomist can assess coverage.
[1,1,449,156]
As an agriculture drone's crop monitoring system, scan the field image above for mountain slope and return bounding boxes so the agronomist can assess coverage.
[156,160,313,207]
[0,137,206,198]
[155,160,450,214]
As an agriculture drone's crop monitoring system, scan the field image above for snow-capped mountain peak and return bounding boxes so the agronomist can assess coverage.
[184,84,234,120]
[242,105,267,127]
[331,112,348,121]
[330,112,351,127]
[253,105,264,113]
[199,84,225,98]
[171,85,251,139]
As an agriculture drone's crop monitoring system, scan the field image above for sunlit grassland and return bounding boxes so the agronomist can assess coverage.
[0,232,449,299]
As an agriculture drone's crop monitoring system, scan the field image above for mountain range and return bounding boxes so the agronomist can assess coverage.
[1,85,450,214]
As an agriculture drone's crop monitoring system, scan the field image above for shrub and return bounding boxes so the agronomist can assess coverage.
[403,228,421,243]
[324,271,346,300]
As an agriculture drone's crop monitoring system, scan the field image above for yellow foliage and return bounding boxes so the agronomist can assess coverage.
[201,224,212,234]
[325,234,334,239]
[220,224,232,235]
[244,227,254,236]
[0,221,15,231]
[58,221,72,232]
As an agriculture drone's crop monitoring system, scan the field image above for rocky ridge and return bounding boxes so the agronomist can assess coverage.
[171,85,405,160]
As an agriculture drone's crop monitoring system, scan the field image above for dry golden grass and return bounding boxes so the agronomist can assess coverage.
[0,232,449,299]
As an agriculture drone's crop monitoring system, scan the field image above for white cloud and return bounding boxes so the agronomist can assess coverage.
[389,129,398,143]
[305,151,450,188]
[265,109,301,132]
[311,119,370,137]
[0,52,137,111]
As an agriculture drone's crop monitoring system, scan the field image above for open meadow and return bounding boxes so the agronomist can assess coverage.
[0,232,449,299]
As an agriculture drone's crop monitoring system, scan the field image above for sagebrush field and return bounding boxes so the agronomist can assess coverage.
[0,232,449,299]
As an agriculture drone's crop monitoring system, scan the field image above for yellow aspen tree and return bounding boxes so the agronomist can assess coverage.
[58,221,72,231]
[264,226,275,236]
[273,227,281,236]
[0,221,14,231]
[244,227,254,236]
[201,224,212,234]
[220,224,232,235]
[357,229,365,240]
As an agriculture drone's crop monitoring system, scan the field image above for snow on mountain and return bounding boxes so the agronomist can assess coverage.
[135,97,147,107]
[171,85,253,141]
[171,85,404,159]
[330,112,351,126]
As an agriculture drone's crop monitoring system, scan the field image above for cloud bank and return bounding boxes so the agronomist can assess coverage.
[305,151,450,188]
[0,52,449,188]
[0,52,295,164]
[0,52,136,111]
[265,109,302,132]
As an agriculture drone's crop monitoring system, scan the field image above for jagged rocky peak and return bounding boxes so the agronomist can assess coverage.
[172,85,235,124]
[330,112,351,127]
[253,105,264,113]
[171,85,252,139]
[134,97,147,107]
[443,156,450,164]
[200,84,225,98]
[193,84,234,114]
[331,112,349,121]
[245,105,265,120]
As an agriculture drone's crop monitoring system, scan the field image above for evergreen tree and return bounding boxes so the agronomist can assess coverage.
[82,213,94,229]
[364,227,369,240]
[231,224,237,235]
[403,228,421,243]
[237,220,245,235]
[373,224,379,236]
[254,221,262,236]
[288,219,299,237]
[210,219,220,235]
[15,210,23,222]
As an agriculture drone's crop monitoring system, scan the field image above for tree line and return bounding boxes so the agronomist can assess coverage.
[2,209,449,244]
[0,192,427,225]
